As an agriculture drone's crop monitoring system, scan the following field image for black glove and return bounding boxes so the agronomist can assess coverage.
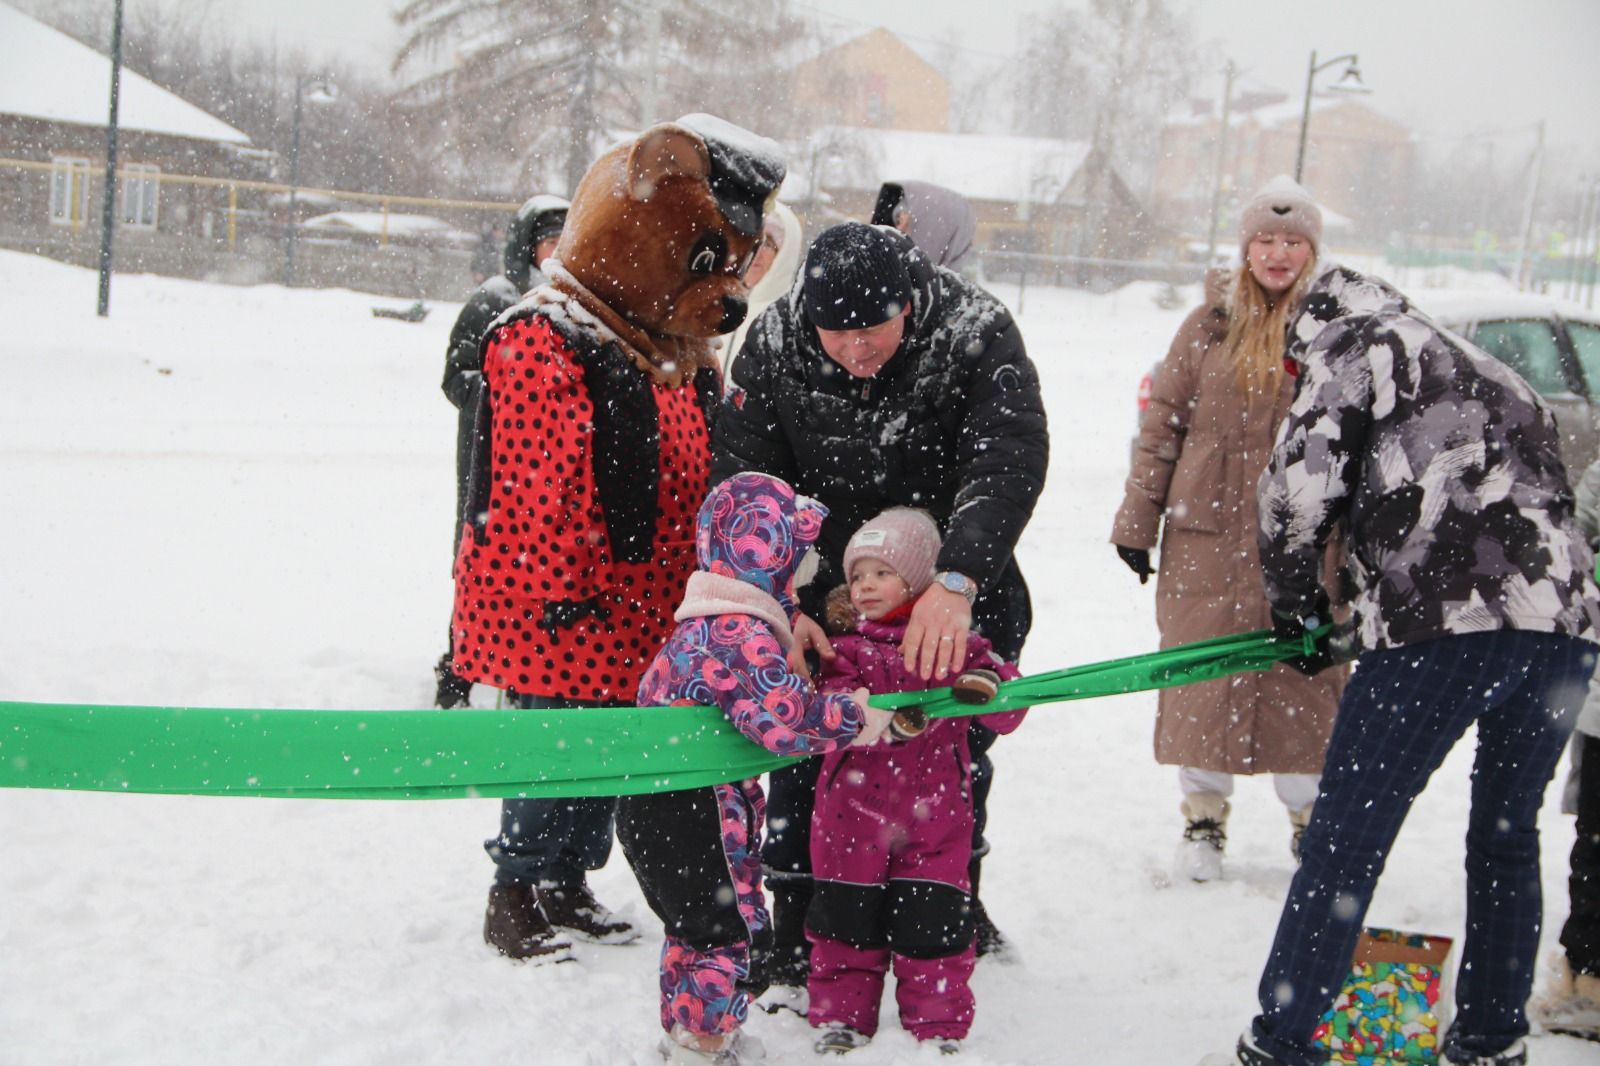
[539,597,611,633]
[1116,545,1155,584]
[1271,589,1331,642]
[1281,620,1359,676]
[1271,591,1356,676]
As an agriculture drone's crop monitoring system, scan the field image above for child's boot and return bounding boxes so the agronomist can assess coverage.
[1175,792,1229,882]
[660,1026,767,1064]
[813,1025,871,1055]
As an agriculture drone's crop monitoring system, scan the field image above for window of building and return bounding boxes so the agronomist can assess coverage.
[49,157,91,228]
[120,163,160,229]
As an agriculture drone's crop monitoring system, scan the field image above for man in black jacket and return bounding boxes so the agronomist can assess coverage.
[712,220,1048,1003]
[433,194,568,709]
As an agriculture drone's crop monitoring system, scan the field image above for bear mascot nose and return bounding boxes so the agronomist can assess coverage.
[718,294,748,335]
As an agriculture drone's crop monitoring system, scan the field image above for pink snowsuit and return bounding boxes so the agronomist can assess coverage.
[808,616,1026,1042]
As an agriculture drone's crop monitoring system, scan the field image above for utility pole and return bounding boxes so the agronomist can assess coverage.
[96,0,125,317]
[1204,61,1237,268]
[1569,176,1591,301]
[1514,120,1545,291]
[1580,176,1593,308]
[283,74,305,287]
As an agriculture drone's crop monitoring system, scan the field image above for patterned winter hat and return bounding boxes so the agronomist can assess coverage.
[842,507,942,597]
[695,471,827,620]
[802,222,914,330]
[1239,175,1323,256]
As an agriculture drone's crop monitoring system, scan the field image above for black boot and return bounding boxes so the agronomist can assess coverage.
[967,856,1014,962]
[756,878,813,1015]
[483,881,573,962]
[434,652,472,709]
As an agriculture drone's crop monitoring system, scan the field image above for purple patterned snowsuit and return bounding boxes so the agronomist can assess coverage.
[620,473,865,1039]
[807,617,1026,1042]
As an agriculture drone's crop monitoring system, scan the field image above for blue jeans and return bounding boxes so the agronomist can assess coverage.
[484,693,622,887]
[1250,630,1591,1066]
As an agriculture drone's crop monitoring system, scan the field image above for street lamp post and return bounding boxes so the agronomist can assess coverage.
[1205,60,1238,267]
[282,75,337,288]
[1295,50,1369,183]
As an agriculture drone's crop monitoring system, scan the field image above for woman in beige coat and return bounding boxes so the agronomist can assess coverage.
[1111,176,1345,882]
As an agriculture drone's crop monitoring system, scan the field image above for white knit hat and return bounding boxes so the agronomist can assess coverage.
[841,507,941,597]
[1239,175,1323,257]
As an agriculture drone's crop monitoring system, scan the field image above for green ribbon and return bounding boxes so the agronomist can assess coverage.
[0,628,1318,801]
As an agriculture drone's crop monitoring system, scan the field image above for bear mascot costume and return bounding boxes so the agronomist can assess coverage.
[450,115,785,968]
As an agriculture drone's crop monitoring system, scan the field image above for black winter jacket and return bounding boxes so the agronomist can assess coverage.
[712,232,1048,658]
[442,272,548,530]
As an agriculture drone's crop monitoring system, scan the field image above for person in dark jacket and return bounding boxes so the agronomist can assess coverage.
[470,223,504,284]
[713,220,1048,1006]
[1202,263,1600,1066]
[432,194,568,710]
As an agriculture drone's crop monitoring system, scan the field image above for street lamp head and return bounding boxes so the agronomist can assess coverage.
[1329,60,1371,95]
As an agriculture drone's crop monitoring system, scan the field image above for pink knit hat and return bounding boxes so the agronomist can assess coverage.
[842,507,941,597]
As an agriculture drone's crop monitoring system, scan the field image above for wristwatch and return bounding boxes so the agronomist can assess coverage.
[933,570,977,605]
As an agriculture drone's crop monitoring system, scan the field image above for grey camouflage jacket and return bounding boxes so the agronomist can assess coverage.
[1257,263,1600,653]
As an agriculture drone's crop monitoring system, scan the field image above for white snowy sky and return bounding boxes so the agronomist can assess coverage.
[79,0,1600,162]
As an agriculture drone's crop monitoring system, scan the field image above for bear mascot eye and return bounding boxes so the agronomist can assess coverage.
[689,232,727,276]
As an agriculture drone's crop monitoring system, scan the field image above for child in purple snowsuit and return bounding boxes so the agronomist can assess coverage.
[806,507,1027,1053]
[621,472,894,1065]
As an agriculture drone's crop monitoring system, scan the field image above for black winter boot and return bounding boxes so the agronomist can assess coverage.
[434,652,472,709]
[967,857,1014,962]
[755,878,813,1015]
[483,881,573,962]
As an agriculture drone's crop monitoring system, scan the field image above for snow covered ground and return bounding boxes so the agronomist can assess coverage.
[0,248,1587,1065]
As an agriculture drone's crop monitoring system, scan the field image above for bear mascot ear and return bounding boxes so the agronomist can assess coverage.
[627,124,711,202]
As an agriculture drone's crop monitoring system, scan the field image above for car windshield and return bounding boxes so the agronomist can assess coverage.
[1568,321,1600,395]
[1470,319,1572,396]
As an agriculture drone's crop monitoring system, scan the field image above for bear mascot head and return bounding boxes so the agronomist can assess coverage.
[542,113,786,386]
[451,114,787,701]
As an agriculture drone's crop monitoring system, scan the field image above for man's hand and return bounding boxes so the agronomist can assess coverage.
[787,612,835,678]
[901,584,973,681]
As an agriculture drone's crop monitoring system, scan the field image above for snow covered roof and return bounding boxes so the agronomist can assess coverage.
[813,126,1093,206]
[0,2,249,145]
[1167,92,1402,136]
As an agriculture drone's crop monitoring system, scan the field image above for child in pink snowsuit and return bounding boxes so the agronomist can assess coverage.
[806,507,1027,1054]
[622,472,894,1066]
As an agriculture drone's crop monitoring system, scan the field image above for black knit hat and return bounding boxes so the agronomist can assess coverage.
[802,222,914,330]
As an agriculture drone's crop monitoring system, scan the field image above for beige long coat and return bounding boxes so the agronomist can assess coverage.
[1111,274,1343,775]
